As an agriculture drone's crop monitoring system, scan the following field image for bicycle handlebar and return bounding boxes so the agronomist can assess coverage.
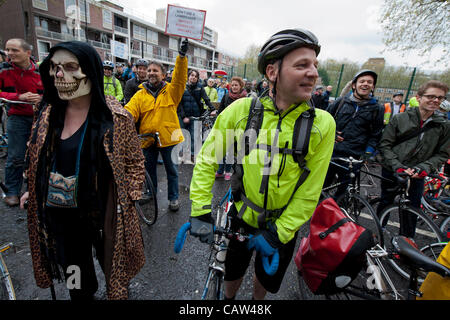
[189,110,215,121]
[0,97,30,104]
[174,222,280,276]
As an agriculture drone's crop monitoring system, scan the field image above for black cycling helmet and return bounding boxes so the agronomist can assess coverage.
[257,28,321,75]
[135,59,149,67]
[352,69,378,87]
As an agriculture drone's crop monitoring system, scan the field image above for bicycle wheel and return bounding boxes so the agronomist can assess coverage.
[336,193,384,247]
[136,171,158,226]
[440,216,450,240]
[379,205,443,281]
[203,270,223,300]
[421,242,448,261]
[0,135,7,159]
[0,257,16,300]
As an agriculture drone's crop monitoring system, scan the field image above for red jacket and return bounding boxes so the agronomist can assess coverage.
[0,61,43,116]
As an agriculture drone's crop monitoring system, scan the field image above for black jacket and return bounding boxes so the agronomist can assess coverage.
[123,77,146,103]
[326,94,384,158]
[178,82,213,119]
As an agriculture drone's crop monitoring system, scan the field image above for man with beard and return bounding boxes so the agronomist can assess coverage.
[324,69,384,200]
[125,39,189,212]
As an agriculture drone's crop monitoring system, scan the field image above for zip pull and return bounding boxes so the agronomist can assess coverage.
[117,204,122,213]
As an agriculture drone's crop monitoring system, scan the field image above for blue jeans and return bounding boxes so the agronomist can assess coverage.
[182,120,202,156]
[376,167,425,238]
[4,115,33,196]
[143,144,178,201]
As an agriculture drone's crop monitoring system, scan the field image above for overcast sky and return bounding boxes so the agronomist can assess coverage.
[114,0,444,71]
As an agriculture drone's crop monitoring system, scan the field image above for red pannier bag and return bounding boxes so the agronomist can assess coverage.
[295,198,375,295]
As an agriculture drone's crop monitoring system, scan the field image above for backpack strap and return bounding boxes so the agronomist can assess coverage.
[236,99,315,229]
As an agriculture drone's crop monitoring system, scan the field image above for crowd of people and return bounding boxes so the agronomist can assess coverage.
[0,32,448,301]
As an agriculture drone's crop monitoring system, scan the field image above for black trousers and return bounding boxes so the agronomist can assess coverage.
[48,208,104,300]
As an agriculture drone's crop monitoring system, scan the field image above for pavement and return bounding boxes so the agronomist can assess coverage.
[0,157,304,301]
[1,154,409,303]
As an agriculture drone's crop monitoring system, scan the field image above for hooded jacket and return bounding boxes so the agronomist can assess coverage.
[379,107,450,173]
[26,41,145,299]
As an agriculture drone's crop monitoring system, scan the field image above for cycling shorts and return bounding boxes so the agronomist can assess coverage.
[224,206,298,293]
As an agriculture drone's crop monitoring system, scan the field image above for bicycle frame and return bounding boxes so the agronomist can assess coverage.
[201,188,232,300]
[0,243,16,300]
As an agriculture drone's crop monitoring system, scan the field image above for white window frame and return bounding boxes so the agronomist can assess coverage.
[37,40,51,61]
[146,29,158,45]
[102,9,112,30]
[169,38,178,50]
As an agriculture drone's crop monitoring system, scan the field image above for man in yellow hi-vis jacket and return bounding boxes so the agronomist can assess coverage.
[188,29,336,300]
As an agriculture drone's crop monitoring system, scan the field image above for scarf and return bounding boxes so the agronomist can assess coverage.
[349,92,371,106]
[229,89,248,101]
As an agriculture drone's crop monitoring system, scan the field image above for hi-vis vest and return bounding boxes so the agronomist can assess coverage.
[384,102,406,125]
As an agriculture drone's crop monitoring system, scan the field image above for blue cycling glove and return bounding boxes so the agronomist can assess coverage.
[190,213,214,244]
[247,224,283,256]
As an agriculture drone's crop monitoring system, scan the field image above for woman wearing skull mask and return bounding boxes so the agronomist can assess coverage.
[20,41,146,300]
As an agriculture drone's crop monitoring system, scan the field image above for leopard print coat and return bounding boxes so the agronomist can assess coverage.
[25,96,146,299]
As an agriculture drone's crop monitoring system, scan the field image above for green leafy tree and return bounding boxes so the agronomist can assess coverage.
[378,0,450,68]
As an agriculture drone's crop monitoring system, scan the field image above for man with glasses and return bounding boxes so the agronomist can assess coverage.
[377,80,450,237]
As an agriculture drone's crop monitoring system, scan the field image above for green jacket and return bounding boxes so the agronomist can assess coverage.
[190,96,336,244]
[104,75,124,101]
[204,86,218,103]
[379,107,450,173]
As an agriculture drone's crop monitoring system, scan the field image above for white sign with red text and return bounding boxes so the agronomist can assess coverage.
[165,4,206,41]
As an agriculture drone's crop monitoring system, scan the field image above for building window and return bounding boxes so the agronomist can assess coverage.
[102,9,112,30]
[146,29,158,45]
[169,38,178,50]
[133,24,146,41]
[37,40,51,62]
[78,0,90,23]
[32,0,48,11]
[34,16,49,30]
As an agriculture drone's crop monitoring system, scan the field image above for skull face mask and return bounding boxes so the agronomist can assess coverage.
[49,49,92,100]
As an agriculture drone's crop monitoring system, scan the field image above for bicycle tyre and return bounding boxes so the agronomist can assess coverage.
[0,257,16,300]
[204,270,223,300]
[421,242,448,261]
[336,193,384,247]
[0,135,7,159]
[440,216,450,240]
[379,204,443,281]
[136,171,158,226]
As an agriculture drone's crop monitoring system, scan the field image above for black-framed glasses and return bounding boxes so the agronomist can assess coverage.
[421,94,446,102]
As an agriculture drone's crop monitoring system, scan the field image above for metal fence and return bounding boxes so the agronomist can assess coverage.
[233,62,448,105]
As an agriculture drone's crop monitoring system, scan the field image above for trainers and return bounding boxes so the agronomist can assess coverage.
[215,172,224,178]
[4,195,19,207]
[224,173,232,181]
[169,199,179,211]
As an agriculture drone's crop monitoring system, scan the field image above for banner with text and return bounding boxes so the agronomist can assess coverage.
[111,40,129,60]
[165,4,206,41]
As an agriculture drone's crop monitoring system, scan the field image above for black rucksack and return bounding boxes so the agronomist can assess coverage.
[231,97,315,228]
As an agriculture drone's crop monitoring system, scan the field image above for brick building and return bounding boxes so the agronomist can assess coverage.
[0,0,239,77]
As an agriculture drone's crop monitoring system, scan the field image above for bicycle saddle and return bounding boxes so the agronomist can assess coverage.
[392,236,450,278]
